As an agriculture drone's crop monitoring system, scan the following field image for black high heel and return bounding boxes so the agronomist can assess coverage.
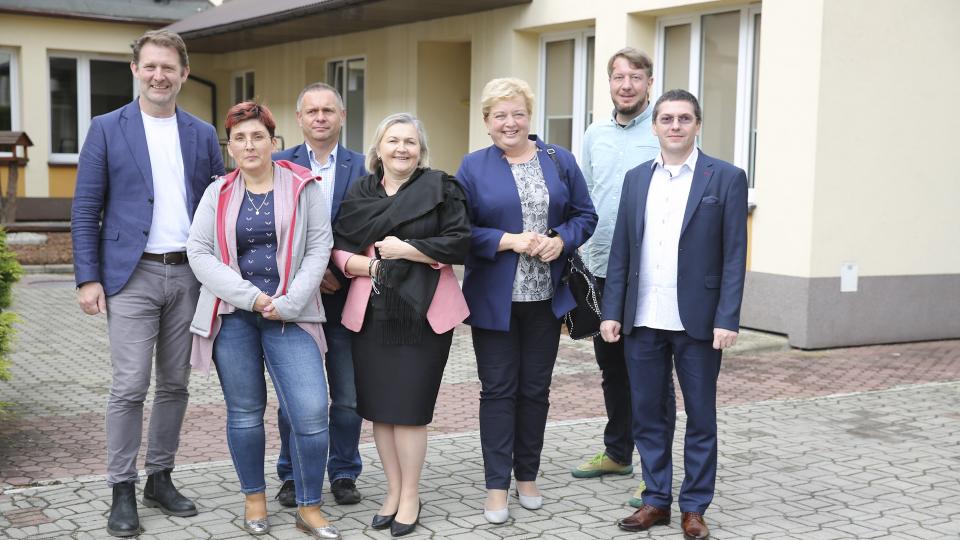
[390,500,422,537]
[371,511,396,530]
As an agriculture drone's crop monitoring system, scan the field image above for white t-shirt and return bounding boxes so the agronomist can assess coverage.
[142,111,191,253]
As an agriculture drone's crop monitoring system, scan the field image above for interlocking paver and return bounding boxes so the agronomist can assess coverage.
[2,275,960,538]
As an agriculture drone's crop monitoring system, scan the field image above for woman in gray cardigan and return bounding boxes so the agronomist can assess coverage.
[186,102,339,539]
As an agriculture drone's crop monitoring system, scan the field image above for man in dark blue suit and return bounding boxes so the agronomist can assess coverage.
[600,89,747,540]
[272,82,368,507]
[71,30,225,537]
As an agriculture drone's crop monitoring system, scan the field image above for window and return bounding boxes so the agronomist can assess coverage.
[327,57,365,152]
[1,49,19,131]
[49,54,134,162]
[232,70,255,103]
[656,5,762,189]
[539,30,595,159]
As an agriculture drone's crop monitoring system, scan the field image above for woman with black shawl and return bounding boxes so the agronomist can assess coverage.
[331,113,470,537]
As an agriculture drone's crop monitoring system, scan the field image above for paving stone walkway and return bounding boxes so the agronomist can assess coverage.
[1,275,959,538]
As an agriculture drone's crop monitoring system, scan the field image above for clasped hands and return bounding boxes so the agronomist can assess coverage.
[506,231,564,262]
[254,293,281,320]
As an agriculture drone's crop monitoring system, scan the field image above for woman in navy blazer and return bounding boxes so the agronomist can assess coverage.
[455,78,597,523]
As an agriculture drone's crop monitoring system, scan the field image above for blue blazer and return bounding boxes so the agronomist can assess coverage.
[456,137,598,332]
[272,142,367,321]
[71,100,225,296]
[601,151,748,341]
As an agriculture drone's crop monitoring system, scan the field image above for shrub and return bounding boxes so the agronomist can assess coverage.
[0,226,22,380]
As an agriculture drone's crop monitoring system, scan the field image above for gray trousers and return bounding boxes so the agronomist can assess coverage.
[104,259,200,485]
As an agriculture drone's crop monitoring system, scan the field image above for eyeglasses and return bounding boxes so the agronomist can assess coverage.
[229,133,272,147]
[656,114,697,126]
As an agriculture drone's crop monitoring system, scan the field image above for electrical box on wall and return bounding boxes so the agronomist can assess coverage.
[841,262,858,292]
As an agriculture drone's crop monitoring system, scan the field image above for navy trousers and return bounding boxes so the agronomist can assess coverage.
[472,300,561,490]
[624,326,721,514]
[592,277,635,465]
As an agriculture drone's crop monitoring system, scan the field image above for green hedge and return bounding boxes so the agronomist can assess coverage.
[0,227,23,381]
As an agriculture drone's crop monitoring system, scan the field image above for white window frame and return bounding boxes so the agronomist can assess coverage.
[538,29,594,162]
[48,52,134,164]
[0,47,21,159]
[231,69,256,103]
[655,4,761,200]
[326,55,367,151]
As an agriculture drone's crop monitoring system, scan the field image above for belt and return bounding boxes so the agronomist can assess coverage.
[142,251,188,265]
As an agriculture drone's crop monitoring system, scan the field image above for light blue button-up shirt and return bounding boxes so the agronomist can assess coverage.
[581,106,660,277]
[307,143,338,215]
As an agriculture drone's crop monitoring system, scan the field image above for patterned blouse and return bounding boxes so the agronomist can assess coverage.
[510,156,553,302]
[237,190,280,295]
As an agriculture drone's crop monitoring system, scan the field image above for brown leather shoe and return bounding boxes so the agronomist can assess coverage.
[616,504,670,532]
[681,512,710,539]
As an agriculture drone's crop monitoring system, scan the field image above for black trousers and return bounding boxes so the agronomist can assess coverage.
[472,300,561,490]
[592,277,635,465]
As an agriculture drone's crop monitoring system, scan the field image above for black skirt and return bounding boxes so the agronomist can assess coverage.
[352,310,453,426]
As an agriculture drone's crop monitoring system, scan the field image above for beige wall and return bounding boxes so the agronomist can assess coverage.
[0,14,149,197]
[746,0,824,278]
[809,0,960,277]
[416,42,471,174]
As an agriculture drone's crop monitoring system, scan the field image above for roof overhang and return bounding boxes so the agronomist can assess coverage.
[167,0,531,53]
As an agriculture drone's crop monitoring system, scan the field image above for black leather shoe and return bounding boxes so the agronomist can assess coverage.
[330,478,361,505]
[142,469,198,517]
[106,481,141,537]
[390,500,422,537]
[371,512,396,530]
[275,479,296,508]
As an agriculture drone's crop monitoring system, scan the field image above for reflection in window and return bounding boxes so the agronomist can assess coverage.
[328,57,365,152]
[749,13,762,187]
[233,71,255,103]
[544,39,574,150]
[700,11,740,163]
[663,24,692,93]
[50,57,79,154]
[91,60,133,118]
[1,52,12,130]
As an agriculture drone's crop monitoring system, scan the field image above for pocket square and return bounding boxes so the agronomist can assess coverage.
[701,195,719,204]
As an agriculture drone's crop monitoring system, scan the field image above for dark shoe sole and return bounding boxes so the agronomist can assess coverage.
[571,466,634,479]
[616,517,670,532]
[106,525,143,537]
[142,497,199,517]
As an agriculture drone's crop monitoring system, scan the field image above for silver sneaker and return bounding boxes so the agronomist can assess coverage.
[295,511,341,539]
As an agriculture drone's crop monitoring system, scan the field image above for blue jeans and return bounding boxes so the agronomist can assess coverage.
[213,311,330,505]
[277,321,363,483]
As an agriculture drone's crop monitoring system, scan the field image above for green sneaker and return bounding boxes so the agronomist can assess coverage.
[571,452,634,478]
[627,481,647,508]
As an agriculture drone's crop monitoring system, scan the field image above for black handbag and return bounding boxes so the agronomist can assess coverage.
[560,251,602,339]
[544,145,602,340]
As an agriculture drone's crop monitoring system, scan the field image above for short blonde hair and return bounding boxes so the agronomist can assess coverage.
[366,113,430,173]
[480,77,535,119]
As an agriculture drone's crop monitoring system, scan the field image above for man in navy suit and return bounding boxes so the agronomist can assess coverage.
[272,82,368,507]
[71,30,225,537]
[600,89,747,540]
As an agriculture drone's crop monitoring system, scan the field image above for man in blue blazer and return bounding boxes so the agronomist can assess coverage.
[600,89,747,540]
[71,30,225,537]
[272,82,368,507]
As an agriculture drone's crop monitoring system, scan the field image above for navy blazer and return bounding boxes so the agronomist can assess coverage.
[272,142,367,321]
[456,136,598,332]
[71,100,225,295]
[601,150,748,341]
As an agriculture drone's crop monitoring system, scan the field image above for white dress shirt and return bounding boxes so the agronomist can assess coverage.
[307,143,338,216]
[633,148,699,330]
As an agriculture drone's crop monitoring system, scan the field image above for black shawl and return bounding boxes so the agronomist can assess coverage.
[334,168,470,343]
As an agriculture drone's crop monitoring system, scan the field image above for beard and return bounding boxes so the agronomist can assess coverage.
[615,96,648,117]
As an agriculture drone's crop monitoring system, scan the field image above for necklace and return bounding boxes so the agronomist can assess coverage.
[245,190,271,215]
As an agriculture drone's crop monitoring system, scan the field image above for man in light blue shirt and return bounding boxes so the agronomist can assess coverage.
[572,48,673,508]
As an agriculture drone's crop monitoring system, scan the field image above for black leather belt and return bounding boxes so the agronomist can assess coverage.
[142,251,188,265]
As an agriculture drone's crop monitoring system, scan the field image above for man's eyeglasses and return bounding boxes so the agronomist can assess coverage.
[656,114,697,126]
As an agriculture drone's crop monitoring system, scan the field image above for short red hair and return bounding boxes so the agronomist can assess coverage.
[225,101,276,137]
